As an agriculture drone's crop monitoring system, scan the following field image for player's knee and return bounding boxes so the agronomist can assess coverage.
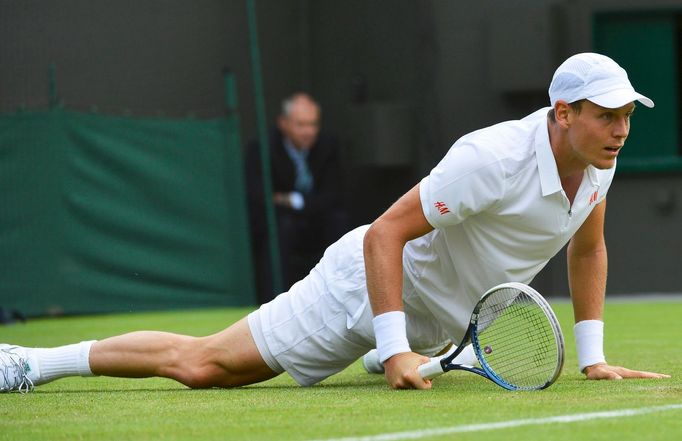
[173,351,241,389]
[159,337,229,388]
[181,363,248,389]
[181,366,223,389]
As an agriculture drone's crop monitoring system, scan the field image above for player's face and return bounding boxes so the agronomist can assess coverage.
[278,99,320,151]
[566,100,635,170]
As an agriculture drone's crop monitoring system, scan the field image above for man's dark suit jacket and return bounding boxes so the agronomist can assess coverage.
[245,128,347,302]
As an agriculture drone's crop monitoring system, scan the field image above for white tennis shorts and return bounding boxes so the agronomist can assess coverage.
[248,225,450,386]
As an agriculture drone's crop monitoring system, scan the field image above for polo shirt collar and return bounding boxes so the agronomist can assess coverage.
[534,117,562,197]
[534,116,603,196]
[585,165,600,186]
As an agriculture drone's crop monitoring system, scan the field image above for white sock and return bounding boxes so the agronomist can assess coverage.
[435,344,478,366]
[30,340,97,385]
[452,344,477,366]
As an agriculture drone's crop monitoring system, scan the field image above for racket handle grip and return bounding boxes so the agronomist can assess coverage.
[418,357,445,380]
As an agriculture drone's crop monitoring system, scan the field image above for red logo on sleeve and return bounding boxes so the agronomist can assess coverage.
[434,201,450,215]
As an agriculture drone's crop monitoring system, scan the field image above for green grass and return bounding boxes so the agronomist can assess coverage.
[1,300,681,441]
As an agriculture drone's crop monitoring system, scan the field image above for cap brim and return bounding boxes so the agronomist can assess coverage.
[588,88,655,108]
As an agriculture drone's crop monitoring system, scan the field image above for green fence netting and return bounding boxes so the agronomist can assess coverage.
[0,108,255,316]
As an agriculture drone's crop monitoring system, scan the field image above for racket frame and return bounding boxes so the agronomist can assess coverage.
[421,282,565,391]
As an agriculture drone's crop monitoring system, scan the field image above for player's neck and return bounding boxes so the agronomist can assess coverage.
[561,173,583,206]
[547,119,588,179]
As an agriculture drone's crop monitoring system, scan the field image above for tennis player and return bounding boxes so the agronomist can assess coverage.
[1,53,670,393]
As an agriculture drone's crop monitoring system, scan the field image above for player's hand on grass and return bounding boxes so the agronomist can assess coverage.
[583,362,671,380]
[383,352,432,390]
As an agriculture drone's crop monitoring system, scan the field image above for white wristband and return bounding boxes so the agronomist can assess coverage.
[372,311,411,363]
[574,320,606,372]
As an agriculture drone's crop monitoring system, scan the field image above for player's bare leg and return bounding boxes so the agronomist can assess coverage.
[90,317,278,388]
[1,317,278,392]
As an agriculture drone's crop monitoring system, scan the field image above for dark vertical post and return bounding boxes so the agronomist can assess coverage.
[246,0,283,294]
[223,69,257,304]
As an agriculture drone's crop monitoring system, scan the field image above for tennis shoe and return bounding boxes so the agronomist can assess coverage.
[0,344,37,393]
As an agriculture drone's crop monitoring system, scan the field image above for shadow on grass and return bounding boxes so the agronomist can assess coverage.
[30,378,389,394]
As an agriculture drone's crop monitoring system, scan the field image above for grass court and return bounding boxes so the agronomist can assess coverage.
[1,299,680,440]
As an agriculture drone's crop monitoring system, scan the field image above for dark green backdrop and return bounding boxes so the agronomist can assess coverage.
[0,108,255,316]
[594,11,682,171]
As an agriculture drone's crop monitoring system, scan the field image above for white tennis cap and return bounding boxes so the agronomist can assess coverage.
[549,52,654,109]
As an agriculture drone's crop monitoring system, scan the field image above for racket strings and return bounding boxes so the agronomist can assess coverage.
[478,303,556,384]
[475,288,560,389]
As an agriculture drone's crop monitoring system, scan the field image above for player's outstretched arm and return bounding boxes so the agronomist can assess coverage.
[364,183,434,389]
[583,363,670,380]
[569,201,669,380]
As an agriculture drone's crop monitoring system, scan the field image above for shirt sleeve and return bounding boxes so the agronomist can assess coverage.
[420,141,505,229]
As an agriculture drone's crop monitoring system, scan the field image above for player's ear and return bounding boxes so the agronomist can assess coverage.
[553,100,572,128]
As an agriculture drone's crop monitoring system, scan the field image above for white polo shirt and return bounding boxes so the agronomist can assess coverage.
[404,107,615,342]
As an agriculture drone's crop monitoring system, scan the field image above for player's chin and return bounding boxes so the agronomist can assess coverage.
[591,157,617,170]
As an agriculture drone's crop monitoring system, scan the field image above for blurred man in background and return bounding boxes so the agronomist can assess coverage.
[245,93,348,303]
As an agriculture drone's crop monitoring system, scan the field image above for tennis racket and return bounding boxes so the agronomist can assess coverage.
[417,282,564,391]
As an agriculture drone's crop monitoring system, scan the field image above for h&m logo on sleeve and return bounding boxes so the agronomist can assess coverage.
[588,191,599,206]
[434,201,450,215]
